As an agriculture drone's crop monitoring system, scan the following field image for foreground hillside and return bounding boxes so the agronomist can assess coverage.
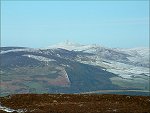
[0,94,150,113]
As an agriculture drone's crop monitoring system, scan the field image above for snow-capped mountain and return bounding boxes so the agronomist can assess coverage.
[61,42,148,80]
[0,42,149,96]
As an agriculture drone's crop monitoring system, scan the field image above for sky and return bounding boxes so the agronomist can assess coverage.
[1,1,149,48]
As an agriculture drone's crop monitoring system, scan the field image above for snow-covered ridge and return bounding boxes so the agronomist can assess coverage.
[1,48,42,54]
[116,47,149,57]
[48,41,106,51]
[48,41,149,56]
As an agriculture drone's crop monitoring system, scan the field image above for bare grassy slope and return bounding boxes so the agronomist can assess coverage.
[0,94,150,113]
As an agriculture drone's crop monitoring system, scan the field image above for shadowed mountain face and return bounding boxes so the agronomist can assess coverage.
[0,44,149,96]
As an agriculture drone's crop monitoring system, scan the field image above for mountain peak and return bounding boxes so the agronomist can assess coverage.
[48,41,84,50]
[48,41,106,51]
[61,40,82,46]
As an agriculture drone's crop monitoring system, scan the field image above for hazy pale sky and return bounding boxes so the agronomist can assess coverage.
[1,1,149,48]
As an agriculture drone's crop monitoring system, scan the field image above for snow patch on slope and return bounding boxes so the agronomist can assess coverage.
[102,60,149,78]
[23,54,56,62]
[0,104,26,113]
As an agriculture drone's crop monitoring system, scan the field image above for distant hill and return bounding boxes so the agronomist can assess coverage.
[0,42,149,96]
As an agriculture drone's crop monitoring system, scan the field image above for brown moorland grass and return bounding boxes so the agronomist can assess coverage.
[0,94,150,113]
